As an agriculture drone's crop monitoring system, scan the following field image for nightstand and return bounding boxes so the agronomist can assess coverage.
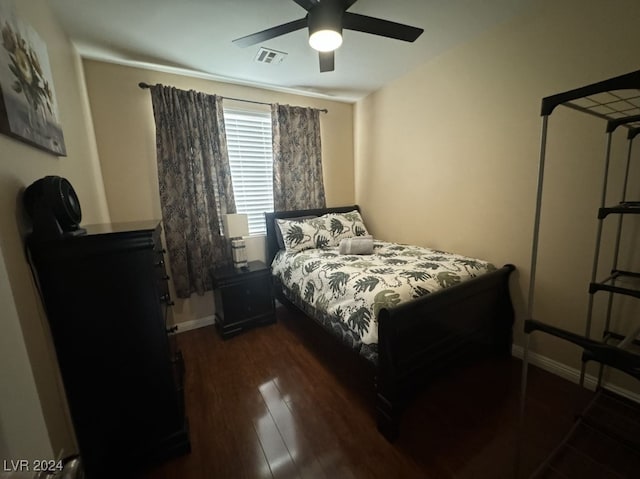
[211,260,275,339]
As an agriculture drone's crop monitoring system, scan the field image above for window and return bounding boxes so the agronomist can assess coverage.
[223,108,274,235]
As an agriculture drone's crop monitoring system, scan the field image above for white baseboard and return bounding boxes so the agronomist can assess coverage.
[173,315,216,334]
[512,344,640,403]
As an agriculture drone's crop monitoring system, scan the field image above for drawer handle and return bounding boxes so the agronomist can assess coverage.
[160,294,174,306]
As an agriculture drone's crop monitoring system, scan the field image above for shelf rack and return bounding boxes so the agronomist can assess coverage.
[520,69,640,478]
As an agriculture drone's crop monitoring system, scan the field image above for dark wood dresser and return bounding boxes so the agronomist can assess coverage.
[211,260,275,338]
[26,221,189,478]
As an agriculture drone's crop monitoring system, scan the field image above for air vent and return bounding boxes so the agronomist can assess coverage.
[254,47,287,64]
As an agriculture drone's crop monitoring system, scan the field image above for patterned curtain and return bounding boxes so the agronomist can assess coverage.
[271,104,326,211]
[150,85,235,298]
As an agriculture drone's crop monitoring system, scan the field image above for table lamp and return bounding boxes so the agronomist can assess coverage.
[223,214,249,269]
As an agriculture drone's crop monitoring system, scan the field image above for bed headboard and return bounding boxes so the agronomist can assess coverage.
[265,205,360,266]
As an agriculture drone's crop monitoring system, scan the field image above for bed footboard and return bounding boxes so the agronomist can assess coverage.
[376,264,515,441]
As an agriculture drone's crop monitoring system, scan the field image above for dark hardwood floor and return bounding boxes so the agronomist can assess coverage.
[142,307,630,479]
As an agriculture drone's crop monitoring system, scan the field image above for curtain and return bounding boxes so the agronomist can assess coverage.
[150,85,235,298]
[271,104,326,211]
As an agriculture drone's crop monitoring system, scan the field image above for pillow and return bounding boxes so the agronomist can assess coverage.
[276,218,333,252]
[274,215,317,250]
[322,210,369,243]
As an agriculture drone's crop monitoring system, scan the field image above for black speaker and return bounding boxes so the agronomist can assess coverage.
[24,176,86,240]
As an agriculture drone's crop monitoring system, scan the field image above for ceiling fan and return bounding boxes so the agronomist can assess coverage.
[232,0,424,72]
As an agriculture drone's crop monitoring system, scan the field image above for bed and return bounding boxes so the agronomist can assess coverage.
[265,205,515,441]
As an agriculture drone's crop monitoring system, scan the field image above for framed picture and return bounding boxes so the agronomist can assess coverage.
[0,1,66,156]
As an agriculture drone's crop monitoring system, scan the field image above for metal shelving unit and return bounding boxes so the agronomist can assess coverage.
[520,69,640,478]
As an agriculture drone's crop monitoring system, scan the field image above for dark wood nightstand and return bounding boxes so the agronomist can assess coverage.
[211,260,275,339]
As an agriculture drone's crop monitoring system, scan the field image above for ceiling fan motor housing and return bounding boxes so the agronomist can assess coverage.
[308,0,344,39]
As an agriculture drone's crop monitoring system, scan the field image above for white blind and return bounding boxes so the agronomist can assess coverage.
[223,108,274,236]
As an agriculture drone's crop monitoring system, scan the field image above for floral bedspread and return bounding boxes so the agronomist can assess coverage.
[271,241,496,350]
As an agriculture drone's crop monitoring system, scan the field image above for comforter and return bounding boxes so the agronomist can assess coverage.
[271,241,496,356]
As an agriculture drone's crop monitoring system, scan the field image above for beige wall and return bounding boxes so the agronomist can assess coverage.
[0,243,52,462]
[0,0,110,459]
[82,60,355,325]
[354,0,640,388]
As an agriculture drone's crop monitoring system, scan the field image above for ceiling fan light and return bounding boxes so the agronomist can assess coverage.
[309,29,342,52]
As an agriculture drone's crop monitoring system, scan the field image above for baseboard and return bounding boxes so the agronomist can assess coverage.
[512,344,640,403]
[173,315,216,334]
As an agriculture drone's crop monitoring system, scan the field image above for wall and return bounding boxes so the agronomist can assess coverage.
[354,0,640,388]
[82,60,355,326]
[0,0,109,460]
[0,244,52,463]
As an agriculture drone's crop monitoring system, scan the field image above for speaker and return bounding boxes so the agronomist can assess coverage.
[24,176,86,240]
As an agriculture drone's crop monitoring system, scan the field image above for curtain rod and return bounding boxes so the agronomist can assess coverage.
[138,82,328,113]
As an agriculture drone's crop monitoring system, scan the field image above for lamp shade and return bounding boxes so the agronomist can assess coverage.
[223,214,249,238]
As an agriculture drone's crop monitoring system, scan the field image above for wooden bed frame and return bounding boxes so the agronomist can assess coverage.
[265,205,515,441]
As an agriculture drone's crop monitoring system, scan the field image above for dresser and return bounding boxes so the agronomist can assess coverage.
[211,260,275,338]
[26,221,190,478]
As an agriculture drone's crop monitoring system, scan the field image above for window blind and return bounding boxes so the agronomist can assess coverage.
[223,108,274,236]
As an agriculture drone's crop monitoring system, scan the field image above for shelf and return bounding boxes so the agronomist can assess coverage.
[589,282,640,299]
[541,69,640,121]
[530,390,640,478]
[589,269,640,298]
[580,391,640,453]
[603,330,640,349]
[524,319,640,380]
[598,201,640,218]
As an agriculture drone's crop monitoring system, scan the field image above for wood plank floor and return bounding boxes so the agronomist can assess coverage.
[142,306,602,479]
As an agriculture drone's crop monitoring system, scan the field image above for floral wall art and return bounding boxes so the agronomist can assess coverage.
[0,0,65,156]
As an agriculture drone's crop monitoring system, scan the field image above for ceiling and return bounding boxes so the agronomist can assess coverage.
[49,0,533,102]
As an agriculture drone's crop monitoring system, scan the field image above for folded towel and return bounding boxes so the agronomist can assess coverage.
[339,235,374,255]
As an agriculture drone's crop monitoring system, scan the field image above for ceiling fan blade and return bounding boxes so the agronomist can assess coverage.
[319,51,334,72]
[293,0,319,11]
[343,12,424,42]
[233,18,307,47]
